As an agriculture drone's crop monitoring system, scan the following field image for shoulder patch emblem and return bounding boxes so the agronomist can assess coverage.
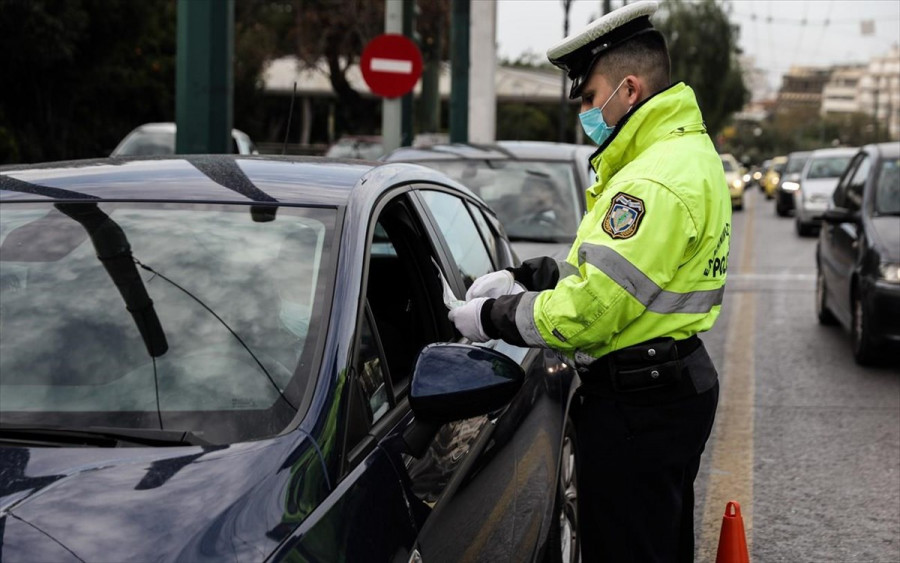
[602,192,645,239]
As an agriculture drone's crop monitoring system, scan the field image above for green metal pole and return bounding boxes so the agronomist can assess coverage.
[401,0,416,146]
[176,0,234,154]
[450,0,469,144]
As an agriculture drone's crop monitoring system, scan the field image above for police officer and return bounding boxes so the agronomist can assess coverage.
[448,1,730,560]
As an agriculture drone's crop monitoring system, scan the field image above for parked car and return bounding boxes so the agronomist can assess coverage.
[720,152,745,210]
[0,155,580,562]
[761,155,788,199]
[794,147,857,236]
[324,135,385,160]
[383,141,595,261]
[774,150,812,216]
[816,142,900,365]
[110,122,259,156]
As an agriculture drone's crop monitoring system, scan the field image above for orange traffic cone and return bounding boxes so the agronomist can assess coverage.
[715,500,749,563]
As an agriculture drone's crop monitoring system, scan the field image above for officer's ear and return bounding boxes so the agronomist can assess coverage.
[624,76,643,106]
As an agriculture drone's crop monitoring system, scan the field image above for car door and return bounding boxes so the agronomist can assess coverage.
[410,187,571,562]
[826,153,870,323]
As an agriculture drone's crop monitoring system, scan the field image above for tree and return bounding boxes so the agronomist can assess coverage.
[654,0,748,137]
[0,0,178,164]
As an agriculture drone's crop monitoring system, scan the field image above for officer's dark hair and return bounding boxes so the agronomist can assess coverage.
[593,30,671,95]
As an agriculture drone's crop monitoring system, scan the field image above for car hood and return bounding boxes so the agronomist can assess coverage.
[870,216,900,260]
[0,434,326,562]
[801,178,839,197]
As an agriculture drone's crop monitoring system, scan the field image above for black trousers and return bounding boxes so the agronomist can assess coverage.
[573,379,719,562]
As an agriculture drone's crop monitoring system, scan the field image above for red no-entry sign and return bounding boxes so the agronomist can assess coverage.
[360,34,423,99]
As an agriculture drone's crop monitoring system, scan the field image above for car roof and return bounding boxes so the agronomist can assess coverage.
[384,141,595,163]
[809,147,858,158]
[872,142,900,159]
[0,155,423,206]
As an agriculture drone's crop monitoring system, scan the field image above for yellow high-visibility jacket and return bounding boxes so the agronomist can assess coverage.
[484,82,731,364]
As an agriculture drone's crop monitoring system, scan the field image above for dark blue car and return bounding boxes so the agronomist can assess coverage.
[0,155,580,562]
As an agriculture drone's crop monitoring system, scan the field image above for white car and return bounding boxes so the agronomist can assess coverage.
[110,122,258,156]
[794,147,857,236]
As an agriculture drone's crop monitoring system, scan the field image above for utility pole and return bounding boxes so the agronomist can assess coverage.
[382,0,403,153]
[401,0,416,146]
[558,0,573,142]
[469,0,496,143]
[450,0,470,143]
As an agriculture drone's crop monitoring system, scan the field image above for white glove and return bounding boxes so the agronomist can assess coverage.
[466,270,525,300]
[448,297,491,342]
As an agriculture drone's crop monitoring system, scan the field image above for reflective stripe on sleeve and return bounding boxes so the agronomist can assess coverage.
[578,243,724,314]
[557,260,580,281]
[515,291,548,346]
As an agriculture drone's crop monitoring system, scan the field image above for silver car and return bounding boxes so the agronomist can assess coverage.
[110,122,259,156]
[794,147,857,236]
[382,141,595,261]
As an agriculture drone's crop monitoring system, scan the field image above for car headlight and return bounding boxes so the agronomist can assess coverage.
[742,173,752,183]
[781,181,800,192]
[731,178,743,189]
[879,262,900,283]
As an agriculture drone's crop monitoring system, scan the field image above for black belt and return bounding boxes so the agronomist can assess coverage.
[578,335,715,403]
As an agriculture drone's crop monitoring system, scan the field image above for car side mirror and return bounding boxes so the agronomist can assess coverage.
[821,207,857,225]
[403,343,524,457]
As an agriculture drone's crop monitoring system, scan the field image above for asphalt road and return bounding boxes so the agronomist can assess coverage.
[693,187,900,562]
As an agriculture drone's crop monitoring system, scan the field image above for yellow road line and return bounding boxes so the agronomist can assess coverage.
[698,194,757,559]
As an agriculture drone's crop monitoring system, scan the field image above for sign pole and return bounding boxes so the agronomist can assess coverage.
[382,0,403,154]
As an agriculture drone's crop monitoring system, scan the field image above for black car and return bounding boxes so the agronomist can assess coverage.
[383,141,595,262]
[774,150,811,217]
[816,142,900,365]
[0,156,580,562]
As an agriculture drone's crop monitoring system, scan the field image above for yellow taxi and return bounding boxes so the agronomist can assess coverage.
[762,155,788,199]
[720,153,745,210]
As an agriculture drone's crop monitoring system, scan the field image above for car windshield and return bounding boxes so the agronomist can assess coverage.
[116,130,176,156]
[874,158,900,215]
[721,157,736,172]
[0,202,335,444]
[414,160,582,242]
[785,155,810,174]
[806,156,852,179]
[772,161,787,174]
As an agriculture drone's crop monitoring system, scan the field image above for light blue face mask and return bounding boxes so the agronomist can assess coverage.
[279,300,311,339]
[579,78,629,146]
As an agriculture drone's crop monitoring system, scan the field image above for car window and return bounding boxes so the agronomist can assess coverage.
[845,155,870,211]
[0,202,336,444]
[806,156,852,179]
[419,190,494,288]
[412,160,581,243]
[115,130,176,156]
[785,155,809,175]
[874,158,900,215]
[356,308,391,424]
[721,157,735,172]
[466,201,499,267]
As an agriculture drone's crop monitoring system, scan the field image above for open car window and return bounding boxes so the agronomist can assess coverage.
[0,202,336,444]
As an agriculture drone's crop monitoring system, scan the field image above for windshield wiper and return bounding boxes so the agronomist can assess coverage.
[0,425,210,447]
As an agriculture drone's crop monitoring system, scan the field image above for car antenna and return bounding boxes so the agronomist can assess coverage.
[281,82,297,156]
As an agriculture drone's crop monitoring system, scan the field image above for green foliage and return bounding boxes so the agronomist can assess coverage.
[654,0,748,137]
[0,0,177,163]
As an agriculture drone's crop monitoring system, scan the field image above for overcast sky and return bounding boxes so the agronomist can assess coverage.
[496,0,900,90]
